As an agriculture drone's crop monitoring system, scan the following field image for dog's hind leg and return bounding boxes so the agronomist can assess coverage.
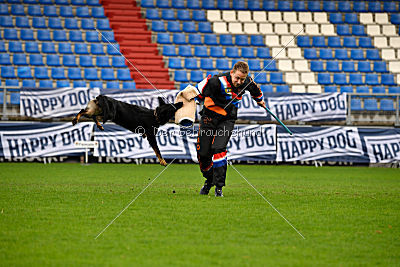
[72,109,86,126]
[146,133,167,167]
[92,116,104,131]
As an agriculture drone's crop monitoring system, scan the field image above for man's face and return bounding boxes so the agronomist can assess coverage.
[230,70,247,88]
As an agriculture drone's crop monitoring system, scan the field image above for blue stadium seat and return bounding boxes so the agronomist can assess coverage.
[96,56,110,67]
[220,35,233,46]
[323,1,336,12]
[189,34,202,45]
[341,86,354,93]
[251,35,264,46]
[34,67,49,79]
[241,47,255,58]
[172,0,185,9]
[353,2,367,12]
[0,54,11,65]
[72,0,85,5]
[381,74,395,86]
[263,0,277,11]
[372,86,386,95]
[324,85,337,93]
[25,42,39,54]
[39,80,53,88]
[101,31,115,42]
[56,80,70,88]
[338,1,351,12]
[291,0,306,11]
[161,9,175,20]
[51,68,66,79]
[169,58,182,69]
[106,81,119,89]
[123,81,136,89]
[37,29,51,41]
[278,0,290,11]
[191,70,203,82]
[167,21,181,32]
[187,0,200,9]
[342,61,355,72]
[345,13,359,24]
[343,37,357,48]
[157,33,171,44]
[368,1,381,12]
[97,19,111,31]
[204,34,218,45]
[373,62,387,73]
[90,81,103,89]
[320,49,333,60]
[163,45,177,56]
[318,73,331,85]
[73,43,88,56]
[112,57,126,68]
[179,45,192,57]
[84,68,98,80]
[297,36,311,47]
[151,21,165,32]
[195,46,208,57]
[365,74,379,85]
[4,29,18,40]
[141,0,155,8]
[248,59,261,71]
[10,93,20,105]
[22,80,36,87]
[0,4,8,15]
[86,31,100,43]
[216,59,230,70]
[11,4,25,16]
[46,55,61,67]
[264,60,278,71]
[65,18,79,30]
[218,0,230,9]
[184,58,198,69]
[351,98,362,111]
[48,18,62,29]
[358,61,371,73]
[63,55,77,67]
[67,68,82,80]
[9,41,23,53]
[350,74,363,85]
[173,33,187,45]
[70,31,84,42]
[38,0,53,4]
[359,37,373,48]
[92,7,106,18]
[1,16,14,27]
[326,61,340,72]
[366,49,380,60]
[60,6,73,17]
[383,2,397,12]
[198,22,212,33]
[16,17,29,28]
[337,25,350,36]
[53,30,67,42]
[236,35,249,46]
[182,21,197,33]
[192,10,206,20]
[364,99,378,111]
[380,99,395,111]
[200,58,214,70]
[210,46,224,58]
[107,44,120,55]
[334,73,347,85]
[261,85,273,93]
[29,54,44,66]
[58,43,72,54]
[202,0,215,9]
[42,42,55,54]
[91,44,105,55]
[270,73,284,84]
[312,36,326,47]
[43,5,57,17]
[351,49,364,60]
[6,79,20,88]
[327,36,341,48]
[257,47,271,58]
[18,67,33,79]
[226,47,239,58]
[329,13,343,24]
[304,48,317,59]
[101,68,115,80]
[73,81,87,87]
[352,25,366,36]
[174,70,189,82]
[55,0,70,4]
[254,72,268,84]
[310,61,324,72]
[276,85,290,93]
[157,0,169,8]
[19,29,33,41]
[81,19,95,30]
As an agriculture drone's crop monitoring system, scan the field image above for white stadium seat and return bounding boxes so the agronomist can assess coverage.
[292,85,306,93]
[281,35,296,47]
[360,13,373,24]
[287,48,302,59]
[207,10,221,22]
[367,25,382,36]
[305,24,319,35]
[389,62,400,73]
[279,59,293,71]
[375,13,389,24]
[290,23,304,35]
[222,11,236,22]
[228,22,243,34]
[274,23,289,34]
[298,12,312,23]
[285,72,300,84]
[383,25,396,36]
[259,23,274,34]
[244,23,258,34]
[272,47,286,58]
[313,12,328,23]
[265,35,280,47]
[390,37,400,48]
[307,85,322,93]
[253,11,267,22]
[294,60,309,72]
[283,12,297,23]
[320,24,335,36]
[381,49,395,60]
[268,11,282,23]
[301,73,317,84]
[213,22,228,33]
[238,11,252,22]
[374,37,388,48]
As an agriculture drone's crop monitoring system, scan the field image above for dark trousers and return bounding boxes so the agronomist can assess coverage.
[196,114,235,187]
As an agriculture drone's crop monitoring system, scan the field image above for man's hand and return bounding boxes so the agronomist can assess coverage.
[257,100,266,109]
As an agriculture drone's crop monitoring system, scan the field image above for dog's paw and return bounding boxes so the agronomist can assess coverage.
[72,118,77,125]
[159,159,167,167]
[98,125,105,131]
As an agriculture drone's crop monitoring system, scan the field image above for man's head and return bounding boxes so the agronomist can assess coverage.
[230,61,249,88]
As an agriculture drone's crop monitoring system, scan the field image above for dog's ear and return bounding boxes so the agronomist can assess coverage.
[96,95,116,123]
[158,97,166,106]
[174,102,183,110]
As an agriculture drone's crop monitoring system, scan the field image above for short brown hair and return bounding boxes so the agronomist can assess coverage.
[232,61,249,75]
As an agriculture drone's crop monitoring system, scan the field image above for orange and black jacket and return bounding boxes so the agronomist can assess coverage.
[195,72,264,120]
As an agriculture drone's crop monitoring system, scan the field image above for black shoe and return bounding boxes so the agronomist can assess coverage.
[199,183,212,195]
[215,187,223,197]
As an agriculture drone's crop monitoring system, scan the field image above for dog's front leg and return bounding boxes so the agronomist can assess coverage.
[92,116,104,131]
[72,109,86,126]
[146,133,167,167]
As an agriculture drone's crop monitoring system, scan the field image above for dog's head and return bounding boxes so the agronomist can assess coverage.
[155,97,183,125]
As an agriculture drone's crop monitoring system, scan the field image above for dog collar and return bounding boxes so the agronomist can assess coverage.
[154,110,161,124]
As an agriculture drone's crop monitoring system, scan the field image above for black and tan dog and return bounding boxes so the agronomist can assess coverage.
[72,95,183,166]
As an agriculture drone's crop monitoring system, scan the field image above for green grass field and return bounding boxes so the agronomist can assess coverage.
[0,163,399,266]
